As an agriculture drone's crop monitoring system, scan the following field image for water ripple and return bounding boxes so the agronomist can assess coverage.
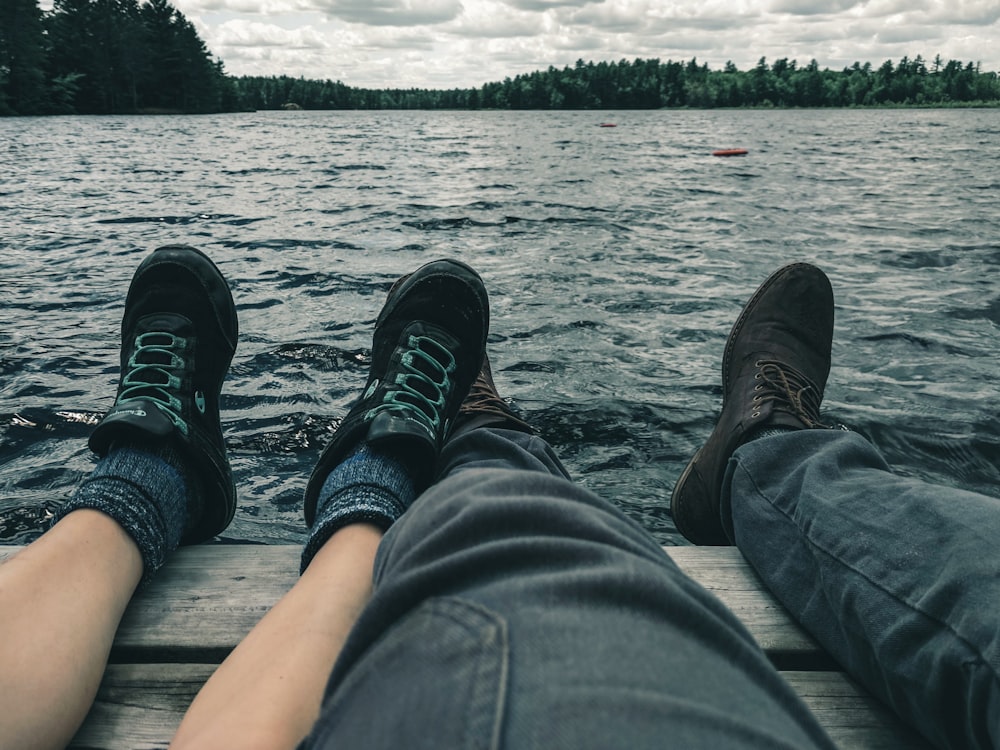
[2,109,998,546]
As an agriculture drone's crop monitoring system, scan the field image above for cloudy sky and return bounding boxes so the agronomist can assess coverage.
[170,0,1000,89]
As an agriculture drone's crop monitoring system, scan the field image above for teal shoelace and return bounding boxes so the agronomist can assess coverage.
[366,334,456,438]
[118,331,191,435]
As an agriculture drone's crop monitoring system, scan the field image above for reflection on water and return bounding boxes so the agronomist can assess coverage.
[2,109,998,545]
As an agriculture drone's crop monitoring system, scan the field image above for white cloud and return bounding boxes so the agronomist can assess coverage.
[502,0,600,9]
[214,19,329,47]
[924,0,1000,25]
[568,0,651,32]
[769,0,863,15]
[302,0,463,26]
[176,0,281,13]
[445,0,544,38]
[172,0,1000,87]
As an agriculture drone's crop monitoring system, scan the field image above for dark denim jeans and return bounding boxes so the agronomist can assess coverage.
[301,428,836,749]
[729,429,1000,750]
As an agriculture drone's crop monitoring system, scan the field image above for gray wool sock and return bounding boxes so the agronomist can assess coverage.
[53,444,190,586]
[301,443,416,573]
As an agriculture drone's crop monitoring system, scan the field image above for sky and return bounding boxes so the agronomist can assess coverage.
[166,0,1000,89]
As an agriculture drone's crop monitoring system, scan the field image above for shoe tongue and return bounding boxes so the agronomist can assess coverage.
[403,320,460,350]
[136,312,195,338]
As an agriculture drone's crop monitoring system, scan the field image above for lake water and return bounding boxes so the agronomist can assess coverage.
[1,108,998,546]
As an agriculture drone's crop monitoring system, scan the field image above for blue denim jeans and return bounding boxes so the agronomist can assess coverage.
[728,429,1000,750]
[301,428,836,749]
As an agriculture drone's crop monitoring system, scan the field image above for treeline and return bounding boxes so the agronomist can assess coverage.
[234,56,1000,111]
[0,0,231,114]
[2,0,998,116]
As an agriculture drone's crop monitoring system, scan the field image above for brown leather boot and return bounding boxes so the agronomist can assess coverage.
[449,354,534,438]
[671,263,834,545]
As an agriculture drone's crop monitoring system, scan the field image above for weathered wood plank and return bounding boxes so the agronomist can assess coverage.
[113,545,295,662]
[69,664,213,750]
[667,546,827,668]
[67,665,929,750]
[785,671,932,749]
[3,544,928,749]
[3,544,822,664]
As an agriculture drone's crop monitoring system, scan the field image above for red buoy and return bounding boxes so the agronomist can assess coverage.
[599,123,617,127]
[712,148,748,157]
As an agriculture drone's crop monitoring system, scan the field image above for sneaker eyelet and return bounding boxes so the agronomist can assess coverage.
[754,384,763,391]
[754,373,761,380]
[751,411,760,418]
[754,360,763,367]
[753,395,761,402]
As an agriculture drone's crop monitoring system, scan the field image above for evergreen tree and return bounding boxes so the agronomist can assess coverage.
[0,0,50,113]
[41,0,224,113]
[46,0,100,111]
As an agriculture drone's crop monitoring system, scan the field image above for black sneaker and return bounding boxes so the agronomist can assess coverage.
[303,259,489,527]
[89,245,239,544]
[449,354,534,439]
[671,263,834,545]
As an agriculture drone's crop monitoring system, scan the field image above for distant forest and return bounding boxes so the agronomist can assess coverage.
[2,0,999,115]
[241,57,1000,111]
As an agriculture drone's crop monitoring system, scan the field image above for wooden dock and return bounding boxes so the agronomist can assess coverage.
[0,545,929,749]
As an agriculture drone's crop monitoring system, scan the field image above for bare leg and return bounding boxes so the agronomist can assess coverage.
[171,523,382,750]
[0,246,240,748]
[173,260,493,749]
[0,509,143,750]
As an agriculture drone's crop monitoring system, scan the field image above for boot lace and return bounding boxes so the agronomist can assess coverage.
[367,334,455,437]
[119,331,191,434]
[752,359,827,427]
[460,373,514,422]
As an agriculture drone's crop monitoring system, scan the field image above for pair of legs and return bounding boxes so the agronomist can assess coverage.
[0,246,390,749]
[196,417,1000,748]
[0,249,498,750]
[0,511,378,749]
[2,250,998,749]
